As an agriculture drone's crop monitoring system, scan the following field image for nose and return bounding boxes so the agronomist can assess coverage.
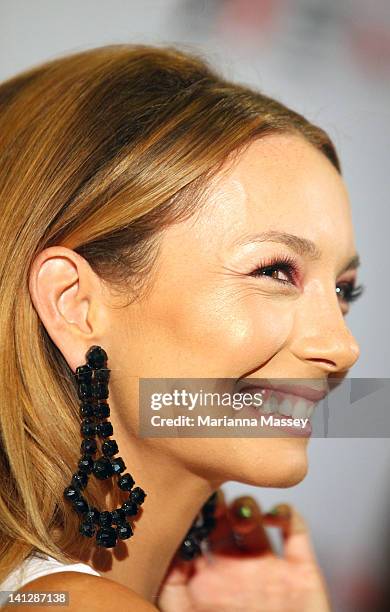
[290,292,361,374]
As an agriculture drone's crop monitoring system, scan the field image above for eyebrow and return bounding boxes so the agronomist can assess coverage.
[231,231,360,274]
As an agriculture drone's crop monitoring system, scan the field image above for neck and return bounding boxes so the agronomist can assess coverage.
[65,416,219,603]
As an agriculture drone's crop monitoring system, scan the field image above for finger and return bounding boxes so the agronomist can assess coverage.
[161,553,195,585]
[213,487,228,519]
[227,496,273,554]
[207,488,237,553]
[263,503,318,564]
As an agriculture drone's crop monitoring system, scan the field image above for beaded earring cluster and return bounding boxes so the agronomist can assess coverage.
[63,345,218,557]
[178,490,218,560]
[63,345,144,548]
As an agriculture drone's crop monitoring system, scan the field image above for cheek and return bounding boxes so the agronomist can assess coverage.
[218,302,293,372]
[162,286,294,374]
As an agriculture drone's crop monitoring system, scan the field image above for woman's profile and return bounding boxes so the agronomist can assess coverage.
[0,44,363,611]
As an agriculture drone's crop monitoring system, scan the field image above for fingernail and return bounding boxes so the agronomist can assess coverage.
[265,504,291,518]
[267,506,280,516]
[235,503,253,519]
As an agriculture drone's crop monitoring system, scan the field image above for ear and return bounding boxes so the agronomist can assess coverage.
[28,246,110,372]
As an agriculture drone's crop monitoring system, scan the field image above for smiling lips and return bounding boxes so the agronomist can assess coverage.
[238,383,329,420]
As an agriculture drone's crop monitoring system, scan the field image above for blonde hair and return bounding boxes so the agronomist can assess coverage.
[0,43,340,581]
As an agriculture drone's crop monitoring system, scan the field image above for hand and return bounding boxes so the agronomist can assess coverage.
[157,490,332,612]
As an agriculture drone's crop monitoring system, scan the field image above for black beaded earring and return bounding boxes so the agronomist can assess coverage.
[64,345,218,557]
[63,345,145,548]
[178,490,218,560]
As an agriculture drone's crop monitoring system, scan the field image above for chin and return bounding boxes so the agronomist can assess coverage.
[228,437,310,488]
[267,453,309,488]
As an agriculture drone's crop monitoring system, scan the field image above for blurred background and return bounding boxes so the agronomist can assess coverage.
[1,1,389,610]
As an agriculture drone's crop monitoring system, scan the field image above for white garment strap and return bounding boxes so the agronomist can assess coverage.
[0,553,101,605]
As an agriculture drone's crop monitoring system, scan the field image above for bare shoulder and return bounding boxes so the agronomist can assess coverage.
[1,572,158,611]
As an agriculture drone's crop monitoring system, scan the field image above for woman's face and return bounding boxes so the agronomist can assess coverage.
[105,133,361,488]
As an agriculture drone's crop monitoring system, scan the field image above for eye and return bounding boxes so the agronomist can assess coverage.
[336,281,365,303]
[249,254,298,286]
[249,256,366,304]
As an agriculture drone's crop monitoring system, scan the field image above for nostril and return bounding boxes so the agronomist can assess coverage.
[307,358,337,370]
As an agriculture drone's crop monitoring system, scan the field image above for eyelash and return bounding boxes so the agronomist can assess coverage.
[249,255,365,304]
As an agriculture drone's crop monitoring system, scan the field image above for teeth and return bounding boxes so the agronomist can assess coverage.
[268,393,279,414]
[259,393,279,414]
[293,399,309,418]
[306,404,315,418]
[279,397,294,416]
[255,389,316,419]
[261,397,275,414]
